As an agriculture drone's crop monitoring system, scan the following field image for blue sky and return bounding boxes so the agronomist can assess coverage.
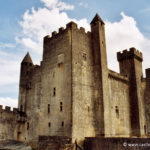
[0,0,150,108]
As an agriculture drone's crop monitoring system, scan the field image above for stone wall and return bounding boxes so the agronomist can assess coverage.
[144,69,150,135]
[24,65,41,147]
[39,24,72,137]
[107,70,131,137]
[117,48,146,137]
[84,137,150,150]
[38,136,73,150]
[0,106,18,140]
[9,15,150,149]
[71,22,96,145]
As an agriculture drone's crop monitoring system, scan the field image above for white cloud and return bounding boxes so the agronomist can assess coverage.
[140,7,150,13]
[18,6,150,74]
[0,0,89,108]
[0,50,20,86]
[17,0,90,60]
[0,97,18,109]
[79,2,88,8]
[2,0,150,109]
[0,43,15,48]
[0,49,20,108]
[41,0,74,10]
[105,12,150,73]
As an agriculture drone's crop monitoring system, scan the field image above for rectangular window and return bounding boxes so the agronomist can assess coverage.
[48,104,50,113]
[115,106,119,118]
[48,122,51,127]
[27,122,29,130]
[88,106,90,112]
[144,125,147,135]
[83,53,87,61]
[60,102,63,112]
[53,88,56,96]
[20,105,23,112]
[62,121,64,127]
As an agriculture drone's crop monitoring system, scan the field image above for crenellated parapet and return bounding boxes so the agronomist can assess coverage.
[108,69,129,84]
[0,105,18,114]
[146,68,150,77]
[44,21,91,44]
[146,68,150,88]
[117,47,143,62]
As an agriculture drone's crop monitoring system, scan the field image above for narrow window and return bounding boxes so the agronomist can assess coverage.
[48,122,51,127]
[53,88,56,96]
[48,104,50,113]
[60,102,63,112]
[115,106,119,118]
[27,122,29,130]
[83,53,87,61]
[144,125,147,135]
[88,106,90,112]
[26,71,29,75]
[62,121,64,127]
[17,132,21,141]
[20,105,23,111]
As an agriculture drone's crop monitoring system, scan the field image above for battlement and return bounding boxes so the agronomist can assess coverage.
[117,47,143,62]
[108,70,129,84]
[44,21,91,44]
[146,68,150,77]
[0,105,18,114]
[146,68,150,87]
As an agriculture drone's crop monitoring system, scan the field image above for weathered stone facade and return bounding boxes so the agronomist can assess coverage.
[0,14,150,149]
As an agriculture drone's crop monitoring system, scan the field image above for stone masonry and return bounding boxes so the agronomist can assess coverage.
[0,14,150,149]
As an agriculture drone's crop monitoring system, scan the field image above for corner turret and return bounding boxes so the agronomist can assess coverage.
[90,13,105,25]
[21,52,33,65]
[19,52,34,112]
[145,68,150,135]
[90,13,108,136]
[146,68,150,88]
[117,47,145,137]
[20,52,34,87]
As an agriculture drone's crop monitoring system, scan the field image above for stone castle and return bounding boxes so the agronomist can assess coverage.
[0,14,150,149]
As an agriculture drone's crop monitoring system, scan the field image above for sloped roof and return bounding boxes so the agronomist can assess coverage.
[90,13,105,25]
[22,52,33,64]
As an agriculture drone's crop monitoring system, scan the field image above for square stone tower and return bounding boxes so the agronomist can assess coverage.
[16,14,149,149]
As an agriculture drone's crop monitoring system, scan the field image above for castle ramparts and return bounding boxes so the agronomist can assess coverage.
[0,13,150,150]
[117,47,143,62]
[0,105,18,114]
[44,21,90,44]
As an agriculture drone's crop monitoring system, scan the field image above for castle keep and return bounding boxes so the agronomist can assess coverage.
[0,14,150,149]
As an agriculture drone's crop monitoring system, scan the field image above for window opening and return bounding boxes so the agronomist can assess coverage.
[27,122,29,130]
[48,104,50,113]
[60,102,63,112]
[62,121,64,127]
[115,106,119,118]
[53,88,56,96]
